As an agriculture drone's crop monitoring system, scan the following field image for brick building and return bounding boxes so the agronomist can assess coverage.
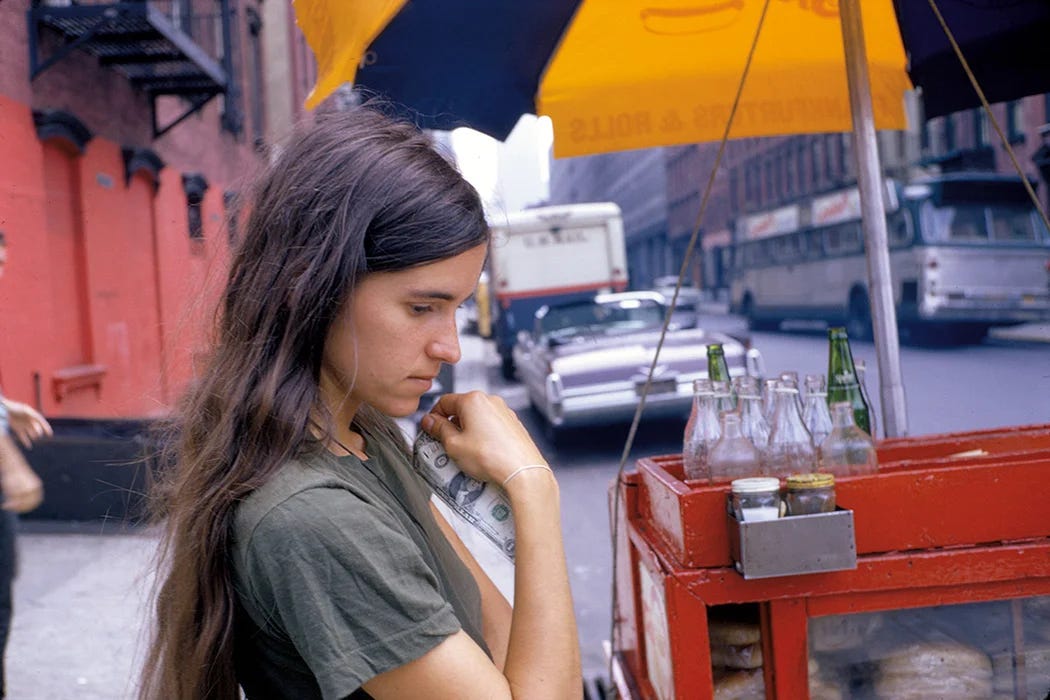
[0,0,315,422]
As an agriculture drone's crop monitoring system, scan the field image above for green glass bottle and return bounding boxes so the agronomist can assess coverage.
[707,343,731,383]
[826,327,871,435]
[707,343,735,412]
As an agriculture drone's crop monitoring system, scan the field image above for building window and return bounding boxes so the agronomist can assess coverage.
[824,134,836,183]
[182,173,209,239]
[764,160,773,206]
[812,137,824,187]
[1007,101,1025,143]
[973,108,990,147]
[920,118,931,154]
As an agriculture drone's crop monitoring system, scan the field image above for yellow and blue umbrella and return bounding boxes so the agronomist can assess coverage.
[295,0,1049,158]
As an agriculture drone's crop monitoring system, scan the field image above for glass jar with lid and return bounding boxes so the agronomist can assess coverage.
[784,473,836,515]
[730,477,782,522]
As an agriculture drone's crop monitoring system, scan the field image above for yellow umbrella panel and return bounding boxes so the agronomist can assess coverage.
[539,0,912,157]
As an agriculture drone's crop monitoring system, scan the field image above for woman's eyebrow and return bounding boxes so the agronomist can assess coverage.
[405,289,456,301]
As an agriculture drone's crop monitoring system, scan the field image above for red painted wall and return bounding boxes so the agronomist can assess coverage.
[0,94,235,419]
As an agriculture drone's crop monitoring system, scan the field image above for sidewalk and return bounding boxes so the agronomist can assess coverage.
[7,325,500,700]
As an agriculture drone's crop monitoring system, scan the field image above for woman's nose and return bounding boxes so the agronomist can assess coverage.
[428,321,461,364]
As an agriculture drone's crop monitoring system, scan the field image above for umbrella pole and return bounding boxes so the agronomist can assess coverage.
[839,0,908,438]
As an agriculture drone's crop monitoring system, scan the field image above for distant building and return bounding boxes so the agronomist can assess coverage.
[548,148,668,290]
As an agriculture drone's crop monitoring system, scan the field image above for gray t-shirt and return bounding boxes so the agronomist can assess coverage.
[231,434,488,700]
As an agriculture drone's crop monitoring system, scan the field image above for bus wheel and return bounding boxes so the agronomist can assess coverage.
[846,290,873,341]
[742,295,775,331]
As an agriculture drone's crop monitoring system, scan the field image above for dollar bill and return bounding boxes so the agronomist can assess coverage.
[412,432,516,561]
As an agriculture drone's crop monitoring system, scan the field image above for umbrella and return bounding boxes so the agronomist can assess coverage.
[293,0,1050,438]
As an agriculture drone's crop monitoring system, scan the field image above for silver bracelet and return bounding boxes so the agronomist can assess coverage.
[501,464,553,487]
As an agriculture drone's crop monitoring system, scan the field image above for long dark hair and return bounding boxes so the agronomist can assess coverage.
[139,106,489,699]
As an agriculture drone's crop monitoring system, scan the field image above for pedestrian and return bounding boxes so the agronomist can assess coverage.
[0,230,54,698]
[139,106,581,700]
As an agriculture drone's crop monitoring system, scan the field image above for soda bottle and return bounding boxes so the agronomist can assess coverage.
[736,379,771,463]
[683,379,720,481]
[826,327,872,435]
[820,402,878,476]
[779,370,804,416]
[766,386,817,476]
[761,378,779,422]
[802,373,834,447]
[707,344,736,410]
[855,359,878,440]
[711,379,735,417]
[708,411,762,482]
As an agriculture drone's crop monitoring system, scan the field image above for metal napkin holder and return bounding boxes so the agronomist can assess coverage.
[726,498,857,580]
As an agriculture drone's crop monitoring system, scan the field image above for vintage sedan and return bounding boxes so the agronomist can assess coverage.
[512,291,764,434]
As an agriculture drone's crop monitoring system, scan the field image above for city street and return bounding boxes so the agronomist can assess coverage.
[7,314,1049,697]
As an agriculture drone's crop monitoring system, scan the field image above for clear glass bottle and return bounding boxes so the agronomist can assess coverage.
[761,377,779,422]
[827,327,872,436]
[855,359,878,441]
[766,386,817,477]
[820,402,879,477]
[711,379,736,416]
[737,385,771,468]
[779,370,805,416]
[802,373,834,447]
[683,381,721,481]
[709,411,762,482]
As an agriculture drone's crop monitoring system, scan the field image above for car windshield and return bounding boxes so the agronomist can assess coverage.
[540,298,664,340]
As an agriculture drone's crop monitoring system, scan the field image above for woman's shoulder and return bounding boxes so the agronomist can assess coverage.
[232,451,377,544]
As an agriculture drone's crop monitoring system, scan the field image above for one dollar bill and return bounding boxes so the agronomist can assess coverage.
[412,432,516,561]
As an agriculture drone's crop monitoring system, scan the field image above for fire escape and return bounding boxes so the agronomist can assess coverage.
[28,0,241,139]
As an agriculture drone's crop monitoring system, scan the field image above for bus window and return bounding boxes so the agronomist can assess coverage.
[888,212,913,248]
[825,222,862,255]
[804,229,823,259]
[989,205,1045,243]
[772,233,800,263]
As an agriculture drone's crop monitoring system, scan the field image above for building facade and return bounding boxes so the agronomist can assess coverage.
[548,147,668,290]
[550,94,1050,294]
[0,0,314,421]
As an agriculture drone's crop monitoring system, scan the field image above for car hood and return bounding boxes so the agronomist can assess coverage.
[548,328,748,387]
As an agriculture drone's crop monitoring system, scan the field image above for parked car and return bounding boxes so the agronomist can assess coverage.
[512,291,764,436]
[652,275,704,311]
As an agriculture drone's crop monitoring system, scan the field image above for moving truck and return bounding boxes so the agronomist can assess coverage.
[488,202,628,378]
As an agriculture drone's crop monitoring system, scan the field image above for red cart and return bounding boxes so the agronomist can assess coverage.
[610,424,1050,699]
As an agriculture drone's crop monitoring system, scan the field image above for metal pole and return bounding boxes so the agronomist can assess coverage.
[839,0,908,437]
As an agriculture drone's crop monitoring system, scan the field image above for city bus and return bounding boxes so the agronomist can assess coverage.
[728,172,1050,343]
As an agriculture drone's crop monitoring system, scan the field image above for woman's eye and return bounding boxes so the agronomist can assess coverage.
[411,304,434,315]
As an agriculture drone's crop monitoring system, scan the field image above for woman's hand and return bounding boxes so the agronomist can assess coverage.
[419,391,547,486]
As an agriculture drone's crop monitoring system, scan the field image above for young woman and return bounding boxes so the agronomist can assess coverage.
[140,107,581,699]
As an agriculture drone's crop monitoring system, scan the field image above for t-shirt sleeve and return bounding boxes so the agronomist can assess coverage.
[239,487,462,699]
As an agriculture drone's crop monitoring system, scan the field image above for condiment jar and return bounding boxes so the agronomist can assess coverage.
[784,473,836,515]
[730,477,782,522]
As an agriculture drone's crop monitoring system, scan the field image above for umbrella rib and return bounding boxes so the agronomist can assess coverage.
[925,0,1050,233]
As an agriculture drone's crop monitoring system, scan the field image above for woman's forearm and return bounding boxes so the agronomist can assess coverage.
[502,469,582,699]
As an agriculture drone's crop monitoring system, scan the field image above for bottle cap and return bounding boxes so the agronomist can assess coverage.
[786,473,835,489]
[731,477,781,494]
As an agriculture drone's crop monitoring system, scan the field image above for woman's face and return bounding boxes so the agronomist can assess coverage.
[320,243,488,420]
